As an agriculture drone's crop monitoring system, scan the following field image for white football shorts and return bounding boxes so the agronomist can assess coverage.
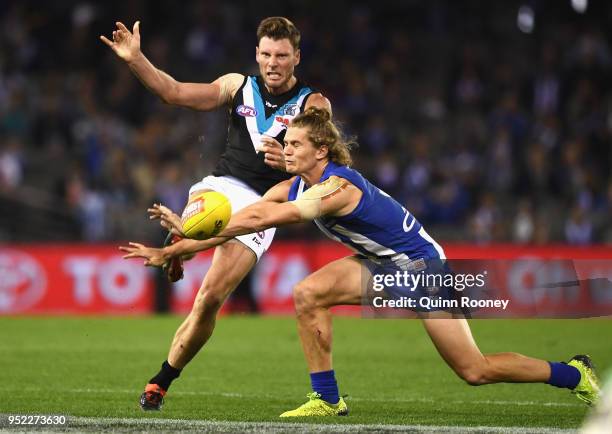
[188,175,274,260]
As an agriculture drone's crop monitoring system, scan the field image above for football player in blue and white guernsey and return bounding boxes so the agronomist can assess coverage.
[103,17,331,410]
[122,108,600,417]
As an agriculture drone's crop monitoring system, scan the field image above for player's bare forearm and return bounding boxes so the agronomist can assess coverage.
[122,201,302,264]
[126,52,178,103]
[164,237,231,258]
[212,179,355,240]
[101,21,223,110]
[158,202,297,258]
[120,237,230,265]
[126,55,221,110]
[218,201,303,238]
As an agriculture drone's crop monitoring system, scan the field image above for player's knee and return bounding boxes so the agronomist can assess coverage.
[194,279,232,315]
[293,280,322,314]
[201,290,225,312]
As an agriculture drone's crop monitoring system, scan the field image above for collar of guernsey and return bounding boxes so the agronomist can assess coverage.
[288,161,446,261]
[244,75,313,144]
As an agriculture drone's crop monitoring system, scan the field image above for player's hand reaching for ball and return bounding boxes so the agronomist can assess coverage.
[100,21,142,63]
[148,203,185,237]
[119,242,166,267]
[260,136,286,171]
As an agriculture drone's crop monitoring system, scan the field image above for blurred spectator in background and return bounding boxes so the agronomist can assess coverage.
[0,136,23,192]
[513,199,535,244]
[469,192,501,244]
[565,205,593,245]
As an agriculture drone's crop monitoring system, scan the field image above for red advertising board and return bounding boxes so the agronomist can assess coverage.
[1,242,611,315]
[0,245,154,314]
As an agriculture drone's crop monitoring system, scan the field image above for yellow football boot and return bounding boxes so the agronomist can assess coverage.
[280,392,348,417]
[568,355,601,406]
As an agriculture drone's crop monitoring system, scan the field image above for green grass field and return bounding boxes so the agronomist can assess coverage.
[1,316,610,432]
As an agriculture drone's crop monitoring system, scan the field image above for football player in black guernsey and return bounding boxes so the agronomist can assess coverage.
[101,16,331,411]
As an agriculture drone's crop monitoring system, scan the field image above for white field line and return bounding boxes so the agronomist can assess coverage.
[61,387,582,408]
[0,416,579,434]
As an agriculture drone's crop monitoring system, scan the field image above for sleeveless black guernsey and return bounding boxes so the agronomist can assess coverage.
[213,75,316,195]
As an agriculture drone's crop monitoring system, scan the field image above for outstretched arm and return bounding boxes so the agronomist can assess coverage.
[121,177,361,265]
[124,200,301,266]
[195,176,359,239]
[100,21,242,110]
[126,203,298,265]
[129,198,302,265]
[120,178,297,265]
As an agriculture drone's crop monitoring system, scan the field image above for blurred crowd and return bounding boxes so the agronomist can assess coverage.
[1,0,611,244]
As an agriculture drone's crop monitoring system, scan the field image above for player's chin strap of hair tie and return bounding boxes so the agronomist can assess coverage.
[290,176,347,220]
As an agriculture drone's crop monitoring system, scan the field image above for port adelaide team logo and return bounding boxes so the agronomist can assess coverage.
[236,105,257,117]
[282,104,298,116]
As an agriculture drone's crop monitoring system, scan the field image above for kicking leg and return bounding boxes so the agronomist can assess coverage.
[168,240,256,368]
[141,240,256,410]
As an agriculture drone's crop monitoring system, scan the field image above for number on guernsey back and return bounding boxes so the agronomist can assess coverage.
[377,188,414,233]
[402,207,415,232]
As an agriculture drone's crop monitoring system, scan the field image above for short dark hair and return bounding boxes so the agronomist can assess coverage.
[257,17,300,50]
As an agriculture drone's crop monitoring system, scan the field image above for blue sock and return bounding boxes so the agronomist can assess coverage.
[546,362,580,389]
[310,370,339,404]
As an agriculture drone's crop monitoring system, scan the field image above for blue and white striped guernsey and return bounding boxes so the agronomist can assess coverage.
[241,76,313,150]
[288,161,446,263]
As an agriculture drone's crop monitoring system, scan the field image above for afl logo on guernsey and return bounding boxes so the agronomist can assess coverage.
[236,105,257,117]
